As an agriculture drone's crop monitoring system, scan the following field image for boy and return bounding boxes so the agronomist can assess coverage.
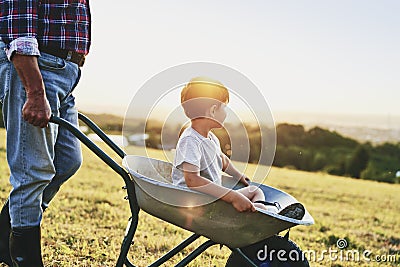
[172,77,275,212]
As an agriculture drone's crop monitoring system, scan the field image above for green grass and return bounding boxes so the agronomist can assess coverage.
[1,129,399,266]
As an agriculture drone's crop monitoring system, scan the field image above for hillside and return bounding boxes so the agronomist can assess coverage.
[80,112,124,133]
[0,129,399,266]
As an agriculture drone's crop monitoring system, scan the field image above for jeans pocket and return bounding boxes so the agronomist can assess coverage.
[38,53,66,70]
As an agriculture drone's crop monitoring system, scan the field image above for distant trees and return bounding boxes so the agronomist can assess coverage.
[101,116,400,184]
[346,145,370,178]
[273,124,399,183]
[360,142,400,183]
[142,121,400,183]
[274,123,360,175]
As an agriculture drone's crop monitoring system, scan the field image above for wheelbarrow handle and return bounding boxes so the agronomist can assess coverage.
[49,114,130,184]
[77,113,126,159]
[50,114,140,267]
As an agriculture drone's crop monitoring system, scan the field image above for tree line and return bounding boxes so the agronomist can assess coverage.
[1,108,398,184]
[272,123,399,184]
[143,121,400,184]
[146,122,400,184]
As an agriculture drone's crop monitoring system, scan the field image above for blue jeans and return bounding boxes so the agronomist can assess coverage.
[0,41,82,228]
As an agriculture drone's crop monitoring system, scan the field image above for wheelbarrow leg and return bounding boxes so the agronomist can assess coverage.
[148,234,200,267]
[174,240,217,267]
[116,214,139,267]
[116,180,140,267]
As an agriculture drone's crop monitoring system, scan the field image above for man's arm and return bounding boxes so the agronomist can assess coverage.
[2,0,49,127]
[182,162,255,212]
[12,54,51,128]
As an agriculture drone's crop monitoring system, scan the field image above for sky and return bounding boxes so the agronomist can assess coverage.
[74,1,400,127]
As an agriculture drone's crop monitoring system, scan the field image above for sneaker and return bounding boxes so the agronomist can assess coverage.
[278,203,305,220]
[254,200,281,212]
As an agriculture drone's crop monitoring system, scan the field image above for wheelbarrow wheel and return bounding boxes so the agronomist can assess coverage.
[225,235,309,267]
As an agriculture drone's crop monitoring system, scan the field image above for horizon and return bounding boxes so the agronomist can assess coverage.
[79,104,400,130]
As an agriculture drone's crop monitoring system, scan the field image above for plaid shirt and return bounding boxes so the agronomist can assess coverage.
[0,0,91,59]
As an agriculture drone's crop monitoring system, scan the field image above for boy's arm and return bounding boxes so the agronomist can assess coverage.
[221,153,250,186]
[182,162,255,212]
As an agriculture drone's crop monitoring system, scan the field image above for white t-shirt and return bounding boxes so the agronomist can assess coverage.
[172,127,223,187]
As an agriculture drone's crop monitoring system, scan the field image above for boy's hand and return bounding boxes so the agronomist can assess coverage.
[227,191,256,212]
[239,175,250,186]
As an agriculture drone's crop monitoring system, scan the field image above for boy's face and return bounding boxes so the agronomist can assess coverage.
[211,103,227,128]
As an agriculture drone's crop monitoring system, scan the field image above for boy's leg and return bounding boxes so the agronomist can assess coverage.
[236,186,265,202]
[236,186,278,211]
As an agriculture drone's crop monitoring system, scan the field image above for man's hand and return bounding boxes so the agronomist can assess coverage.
[12,54,51,128]
[22,93,51,128]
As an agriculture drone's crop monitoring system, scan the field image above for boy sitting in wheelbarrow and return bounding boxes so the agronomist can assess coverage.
[172,77,304,219]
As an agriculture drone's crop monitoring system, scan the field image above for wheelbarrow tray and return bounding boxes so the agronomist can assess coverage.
[123,155,314,248]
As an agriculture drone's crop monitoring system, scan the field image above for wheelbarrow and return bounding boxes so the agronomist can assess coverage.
[50,113,314,267]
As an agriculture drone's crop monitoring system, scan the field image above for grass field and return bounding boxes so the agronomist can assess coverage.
[0,128,399,267]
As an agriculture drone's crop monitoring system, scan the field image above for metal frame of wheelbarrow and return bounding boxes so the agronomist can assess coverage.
[50,113,259,267]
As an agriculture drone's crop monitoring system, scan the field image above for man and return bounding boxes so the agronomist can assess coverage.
[0,1,91,266]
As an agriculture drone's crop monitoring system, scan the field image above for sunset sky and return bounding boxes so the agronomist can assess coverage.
[74,1,399,127]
